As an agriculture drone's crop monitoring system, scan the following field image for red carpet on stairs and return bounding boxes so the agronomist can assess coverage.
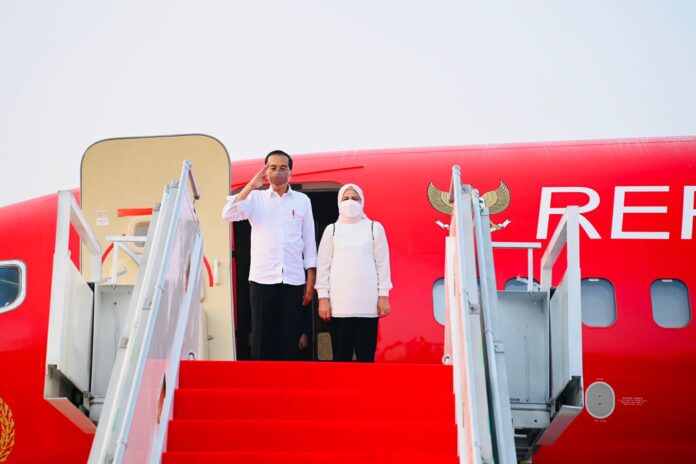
[162,361,458,464]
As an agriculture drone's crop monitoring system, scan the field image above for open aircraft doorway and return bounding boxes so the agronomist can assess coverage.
[232,182,340,361]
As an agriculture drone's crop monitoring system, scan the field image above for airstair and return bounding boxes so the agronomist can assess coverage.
[45,161,210,462]
[443,166,584,463]
[43,159,582,463]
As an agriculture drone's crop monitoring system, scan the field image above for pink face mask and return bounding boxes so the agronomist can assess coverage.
[269,170,289,186]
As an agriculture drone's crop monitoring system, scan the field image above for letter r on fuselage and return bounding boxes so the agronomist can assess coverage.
[537,187,601,240]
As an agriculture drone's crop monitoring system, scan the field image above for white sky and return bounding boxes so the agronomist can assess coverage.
[1,1,695,207]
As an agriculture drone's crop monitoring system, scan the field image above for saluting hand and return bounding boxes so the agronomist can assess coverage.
[232,164,269,205]
[249,164,268,189]
[378,296,391,318]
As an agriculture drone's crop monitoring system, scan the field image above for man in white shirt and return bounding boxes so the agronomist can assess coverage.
[222,150,317,360]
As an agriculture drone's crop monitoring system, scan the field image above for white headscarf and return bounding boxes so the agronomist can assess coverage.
[337,183,368,224]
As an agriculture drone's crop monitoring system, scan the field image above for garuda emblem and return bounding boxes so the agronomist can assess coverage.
[427,180,512,230]
[0,398,15,463]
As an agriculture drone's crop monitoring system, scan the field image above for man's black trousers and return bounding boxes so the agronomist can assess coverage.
[249,281,304,361]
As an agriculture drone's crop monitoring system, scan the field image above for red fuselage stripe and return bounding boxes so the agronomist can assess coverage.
[117,208,153,217]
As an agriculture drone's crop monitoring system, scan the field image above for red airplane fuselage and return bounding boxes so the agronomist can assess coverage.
[0,136,694,462]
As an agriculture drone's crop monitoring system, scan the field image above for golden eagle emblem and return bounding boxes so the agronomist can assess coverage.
[0,398,15,463]
[427,180,512,230]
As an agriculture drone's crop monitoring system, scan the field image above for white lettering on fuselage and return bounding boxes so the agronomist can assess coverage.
[683,187,696,239]
[536,186,696,240]
[611,186,669,239]
[537,187,601,239]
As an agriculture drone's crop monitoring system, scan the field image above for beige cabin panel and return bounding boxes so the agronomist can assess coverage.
[81,134,233,360]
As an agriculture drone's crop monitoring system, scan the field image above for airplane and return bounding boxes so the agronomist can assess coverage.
[0,134,694,463]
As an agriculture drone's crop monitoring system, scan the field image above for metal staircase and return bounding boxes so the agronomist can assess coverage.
[443,166,584,463]
[44,161,209,463]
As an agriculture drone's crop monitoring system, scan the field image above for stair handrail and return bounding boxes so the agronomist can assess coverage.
[540,206,580,292]
[103,235,147,284]
[490,242,542,291]
[44,190,103,432]
[470,188,518,464]
[445,166,521,464]
[89,161,205,463]
[445,166,489,464]
[537,206,584,445]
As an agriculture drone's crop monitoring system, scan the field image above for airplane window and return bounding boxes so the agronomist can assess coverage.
[0,261,26,313]
[504,277,540,292]
[433,278,445,325]
[651,279,691,328]
[581,278,616,327]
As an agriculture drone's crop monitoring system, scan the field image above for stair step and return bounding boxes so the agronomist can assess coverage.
[162,451,459,464]
[166,361,457,461]
[179,361,452,392]
[167,419,457,454]
[174,388,455,422]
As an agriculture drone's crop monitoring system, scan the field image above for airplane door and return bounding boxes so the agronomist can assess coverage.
[230,185,339,360]
[81,134,234,360]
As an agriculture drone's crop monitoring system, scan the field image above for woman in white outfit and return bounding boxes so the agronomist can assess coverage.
[314,183,392,362]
